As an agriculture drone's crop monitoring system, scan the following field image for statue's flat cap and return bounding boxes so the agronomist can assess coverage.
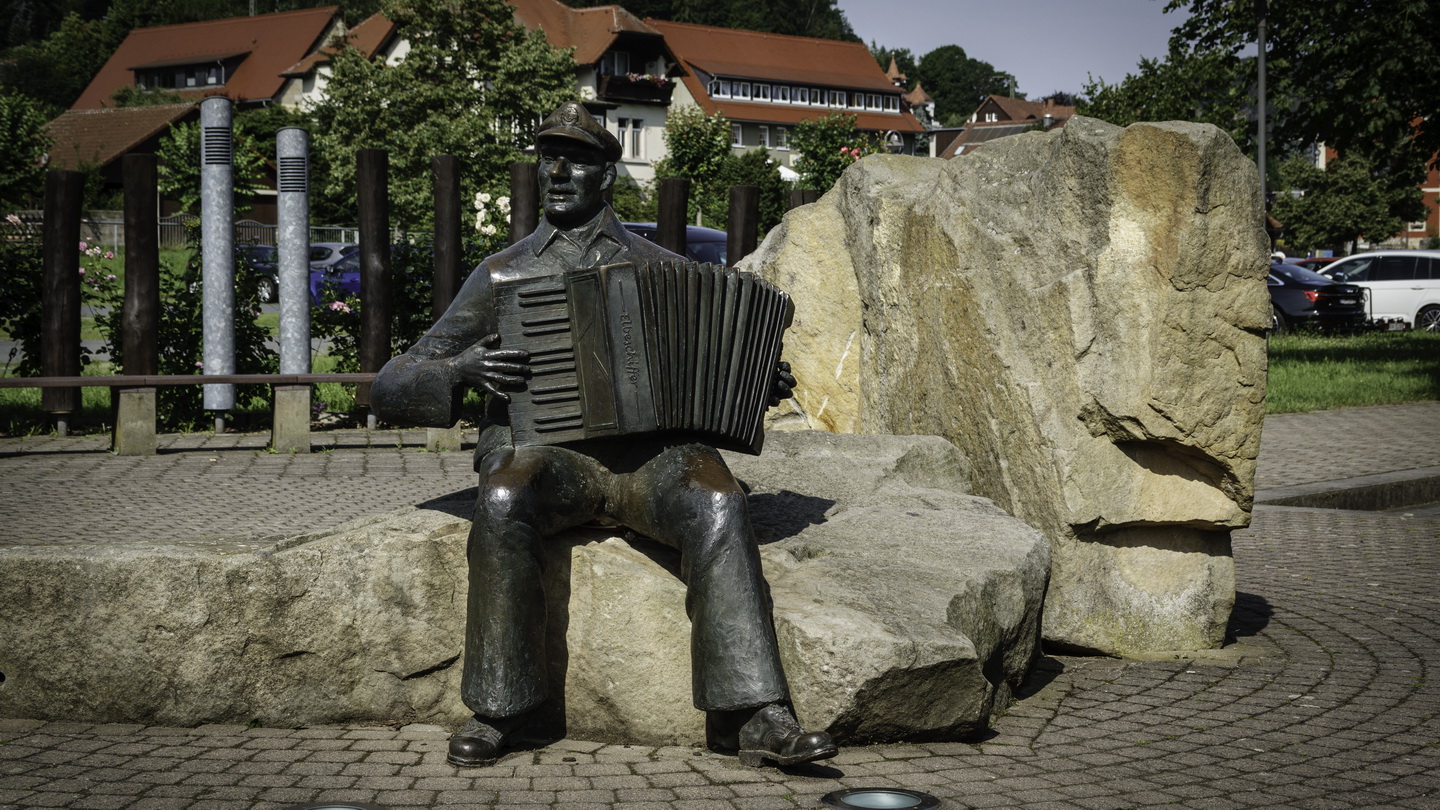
[536,102,622,163]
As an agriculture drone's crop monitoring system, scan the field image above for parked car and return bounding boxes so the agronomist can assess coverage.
[1320,249,1440,331]
[1268,261,1367,334]
[310,250,361,304]
[237,244,279,302]
[308,242,358,272]
[1292,257,1339,271]
[622,222,728,265]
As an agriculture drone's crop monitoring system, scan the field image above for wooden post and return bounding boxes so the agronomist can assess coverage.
[726,184,760,266]
[41,170,85,434]
[509,161,538,245]
[114,155,159,455]
[657,177,690,258]
[356,149,392,425]
[787,188,818,210]
[429,154,464,452]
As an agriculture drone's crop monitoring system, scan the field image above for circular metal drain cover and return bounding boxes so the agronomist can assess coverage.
[820,787,942,809]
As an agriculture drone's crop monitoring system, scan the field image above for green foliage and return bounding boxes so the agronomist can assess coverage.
[308,0,575,229]
[653,106,786,231]
[156,119,267,216]
[654,104,735,227]
[1271,154,1425,253]
[915,45,1016,124]
[0,88,51,208]
[713,147,786,232]
[110,84,185,107]
[1079,47,1250,147]
[1266,330,1440,414]
[791,113,881,194]
[0,237,44,375]
[557,0,858,41]
[609,174,657,223]
[0,11,118,110]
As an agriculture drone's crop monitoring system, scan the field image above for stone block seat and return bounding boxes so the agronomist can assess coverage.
[0,432,1049,747]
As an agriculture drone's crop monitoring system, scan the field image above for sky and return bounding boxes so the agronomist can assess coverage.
[833,0,1190,98]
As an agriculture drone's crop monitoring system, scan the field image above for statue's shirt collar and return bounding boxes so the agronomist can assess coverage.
[532,208,628,264]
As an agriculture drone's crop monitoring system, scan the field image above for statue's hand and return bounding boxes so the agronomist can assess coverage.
[768,360,795,408]
[451,333,530,402]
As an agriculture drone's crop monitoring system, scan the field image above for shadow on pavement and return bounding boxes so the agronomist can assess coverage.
[1227,590,1274,639]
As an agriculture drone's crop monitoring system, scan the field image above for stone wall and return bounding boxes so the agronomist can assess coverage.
[748,116,1270,656]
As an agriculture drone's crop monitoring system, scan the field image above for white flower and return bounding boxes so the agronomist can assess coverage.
[476,213,486,230]
[497,196,510,210]
[478,192,492,205]
[480,224,497,236]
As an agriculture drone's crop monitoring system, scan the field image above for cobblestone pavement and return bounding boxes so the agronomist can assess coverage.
[1,405,1438,808]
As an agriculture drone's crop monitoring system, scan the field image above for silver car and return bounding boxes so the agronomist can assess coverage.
[308,242,358,272]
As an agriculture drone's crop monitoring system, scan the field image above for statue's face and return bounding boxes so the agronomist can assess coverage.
[538,141,615,227]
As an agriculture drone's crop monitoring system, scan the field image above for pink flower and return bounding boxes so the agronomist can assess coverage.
[78,241,88,251]
[195,361,203,368]
[104,251,114,260]
[839,147,849,155]
[78,268,86,275]
[329,301,351,313]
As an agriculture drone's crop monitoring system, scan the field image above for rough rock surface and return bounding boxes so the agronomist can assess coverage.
[0,432,1049,747]
[747,116,1269,656]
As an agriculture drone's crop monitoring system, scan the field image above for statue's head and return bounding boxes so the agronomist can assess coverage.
[535,102,621,227]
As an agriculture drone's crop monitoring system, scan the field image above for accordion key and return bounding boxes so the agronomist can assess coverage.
[494,261,794,455]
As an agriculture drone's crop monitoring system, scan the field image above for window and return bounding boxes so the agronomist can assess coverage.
[866,94,880,110]
[814,88,826,105]
[1374,255,1418,281]
[737,81,751,100]
[758,125,770,148]
[710,79,732,98]
[884,95,900,112]
[602,51,631,75]
[1328,256,1373,282]
[618,118,644,160]
[777,85,791,103]
[985,112,998,122]
[1423,257,1440,279]
[794,87,808,104]
[775,127,788,150]
[730,123,743,146]
[1406,221,1427,233]
[756,84,771,102]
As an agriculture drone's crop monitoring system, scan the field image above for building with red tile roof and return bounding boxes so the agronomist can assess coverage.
[938,94,1074,158]
[70,6,346,111]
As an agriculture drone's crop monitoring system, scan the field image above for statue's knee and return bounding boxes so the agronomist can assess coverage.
[476,481,530,526]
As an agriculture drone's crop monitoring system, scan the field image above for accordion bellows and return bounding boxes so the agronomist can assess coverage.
[495,261,794,455]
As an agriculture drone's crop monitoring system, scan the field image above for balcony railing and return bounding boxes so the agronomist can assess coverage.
[598,73,675,105]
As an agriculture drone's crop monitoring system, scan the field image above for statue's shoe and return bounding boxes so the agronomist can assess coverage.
[446,715,515,767]
[736,704,839,768]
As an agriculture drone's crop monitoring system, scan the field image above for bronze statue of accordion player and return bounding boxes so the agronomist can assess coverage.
[370,101,835,769]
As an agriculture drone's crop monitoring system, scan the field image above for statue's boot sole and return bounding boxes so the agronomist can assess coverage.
[738,742,838,768]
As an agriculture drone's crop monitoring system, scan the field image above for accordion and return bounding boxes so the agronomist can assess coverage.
[494,261,794,455]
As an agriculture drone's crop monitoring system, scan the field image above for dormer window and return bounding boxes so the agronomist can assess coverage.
[601,51,631,75]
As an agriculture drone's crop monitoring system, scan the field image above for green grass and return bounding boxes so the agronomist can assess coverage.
[1265,330,1440,413]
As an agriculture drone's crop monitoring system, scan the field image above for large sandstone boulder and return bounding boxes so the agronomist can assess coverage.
[0,432,1049,747]
[747,116,1270,656]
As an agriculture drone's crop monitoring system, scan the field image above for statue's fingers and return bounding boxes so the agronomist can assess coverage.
[482,361,530,375]
[481,380,512,402]
[486,349,530,362]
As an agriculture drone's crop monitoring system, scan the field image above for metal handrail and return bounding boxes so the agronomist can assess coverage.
[0,373,377,388]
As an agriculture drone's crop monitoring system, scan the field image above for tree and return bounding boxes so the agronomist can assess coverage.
[1272,154,1425,254]
[0,88,50,208]
[790,112,881,194]
[0,11,120,111]
[912,44,1016,126]
[654,104,735,226]
[307,0,576,228]
[156,120,267,216]
[1079,47,1250,148]
[1167,0,1439,168]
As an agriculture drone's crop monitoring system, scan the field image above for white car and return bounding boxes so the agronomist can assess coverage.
[1321,250,1440,331]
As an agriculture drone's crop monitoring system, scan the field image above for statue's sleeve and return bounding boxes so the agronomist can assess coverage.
[370,261,497,428]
